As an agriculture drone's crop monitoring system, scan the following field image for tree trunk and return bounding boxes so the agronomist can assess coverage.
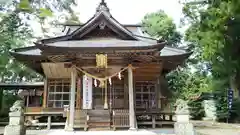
[230,75,239,98]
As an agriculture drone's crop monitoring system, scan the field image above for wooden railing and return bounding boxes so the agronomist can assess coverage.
[24,107,64,129]
[112,109,129,130]
[136,111,175,128]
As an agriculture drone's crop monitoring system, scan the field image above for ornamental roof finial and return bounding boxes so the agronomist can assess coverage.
[96,0,109,12]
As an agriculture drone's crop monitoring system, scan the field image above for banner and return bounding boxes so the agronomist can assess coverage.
[82,75,93,109]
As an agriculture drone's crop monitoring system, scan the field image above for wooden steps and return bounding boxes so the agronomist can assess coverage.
[74,110,88,130]
[73,109,111,130]
[87,109,111,130]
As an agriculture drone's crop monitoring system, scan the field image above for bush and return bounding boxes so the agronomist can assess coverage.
[188,99,205,120]
[0,92,21,117]
[229,98,240,123]
[213,89,229,122]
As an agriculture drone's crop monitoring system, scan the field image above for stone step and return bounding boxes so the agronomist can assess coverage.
[88,122,111,128]
[88,119,110,123]
[74,119,87,123]
[73,124,87,128]
[87,110,110,114]
[88,127,111,131]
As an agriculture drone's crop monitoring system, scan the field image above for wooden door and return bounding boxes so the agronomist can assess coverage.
[93,87,104,109]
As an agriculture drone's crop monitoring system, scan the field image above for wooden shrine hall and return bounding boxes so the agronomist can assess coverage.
[10,0,191,131]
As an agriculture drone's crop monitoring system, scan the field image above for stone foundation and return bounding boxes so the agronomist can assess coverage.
[4,125,26,135]
[174,122,195,135]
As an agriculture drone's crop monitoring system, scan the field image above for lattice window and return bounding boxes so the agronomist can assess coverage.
[111,79,124,109]
[47,79,76,108]
[135,82,156,110]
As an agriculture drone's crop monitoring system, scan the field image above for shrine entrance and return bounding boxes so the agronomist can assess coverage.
[93,87,105,109]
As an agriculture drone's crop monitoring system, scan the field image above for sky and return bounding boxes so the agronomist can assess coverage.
[76,0,184,27]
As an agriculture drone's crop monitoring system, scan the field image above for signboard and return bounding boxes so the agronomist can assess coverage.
[228,89,233,109]
[82,75,93,109]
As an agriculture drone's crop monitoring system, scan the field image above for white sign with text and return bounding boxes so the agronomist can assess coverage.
[82,75,93,109]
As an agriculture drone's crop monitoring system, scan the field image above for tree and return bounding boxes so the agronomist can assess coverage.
[182,0,240,97]
[1,0,80,38]
[180,0,240,121]
[0,12,41,82]
[142,10,182,46]
[167,67,211,100]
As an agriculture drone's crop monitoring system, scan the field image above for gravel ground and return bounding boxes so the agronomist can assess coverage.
[0,128,175,135]
[23,129,175,135]
[196,128,240,135]
[0,126,239,135]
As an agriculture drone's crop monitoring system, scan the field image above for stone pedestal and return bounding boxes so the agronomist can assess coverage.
[174,113,196,135]
[176,113,190,122]
[174,122,195,135]
[4,111,26,135]
[4,125,26,135]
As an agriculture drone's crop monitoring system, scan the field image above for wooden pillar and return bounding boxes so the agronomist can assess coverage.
[47,116,51,130]
[67,67,77,131]
[76,77,81,109]
[128,65,137,130]
[43,78,48,108]
[104,81,108,109]
[158,76,162,109]
[26,95,29,107]
[156,76,160,109]
[124,71,128,109]
[152,114,156,128]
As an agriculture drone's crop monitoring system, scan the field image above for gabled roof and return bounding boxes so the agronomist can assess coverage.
[41,1,140,44]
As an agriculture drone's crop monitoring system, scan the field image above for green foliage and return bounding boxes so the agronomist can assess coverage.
[0,92,21,117]
[166,67,210,119]
[18,0,32,12]
[142,10,182,46]
[230,98,240,122]
[167,68,211,101]
[183,0,240,97]
[0,12,41,82]
[39,8,53,18]
[181,0,240,121]
[188,99,205,120]
[213,89,229,122]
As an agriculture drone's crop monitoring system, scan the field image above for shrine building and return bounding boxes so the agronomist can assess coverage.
[9,0,191,131]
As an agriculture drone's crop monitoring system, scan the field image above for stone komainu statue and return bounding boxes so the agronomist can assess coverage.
[4,100,26,135]
[10,100,24,112]
[174,99,189,114]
